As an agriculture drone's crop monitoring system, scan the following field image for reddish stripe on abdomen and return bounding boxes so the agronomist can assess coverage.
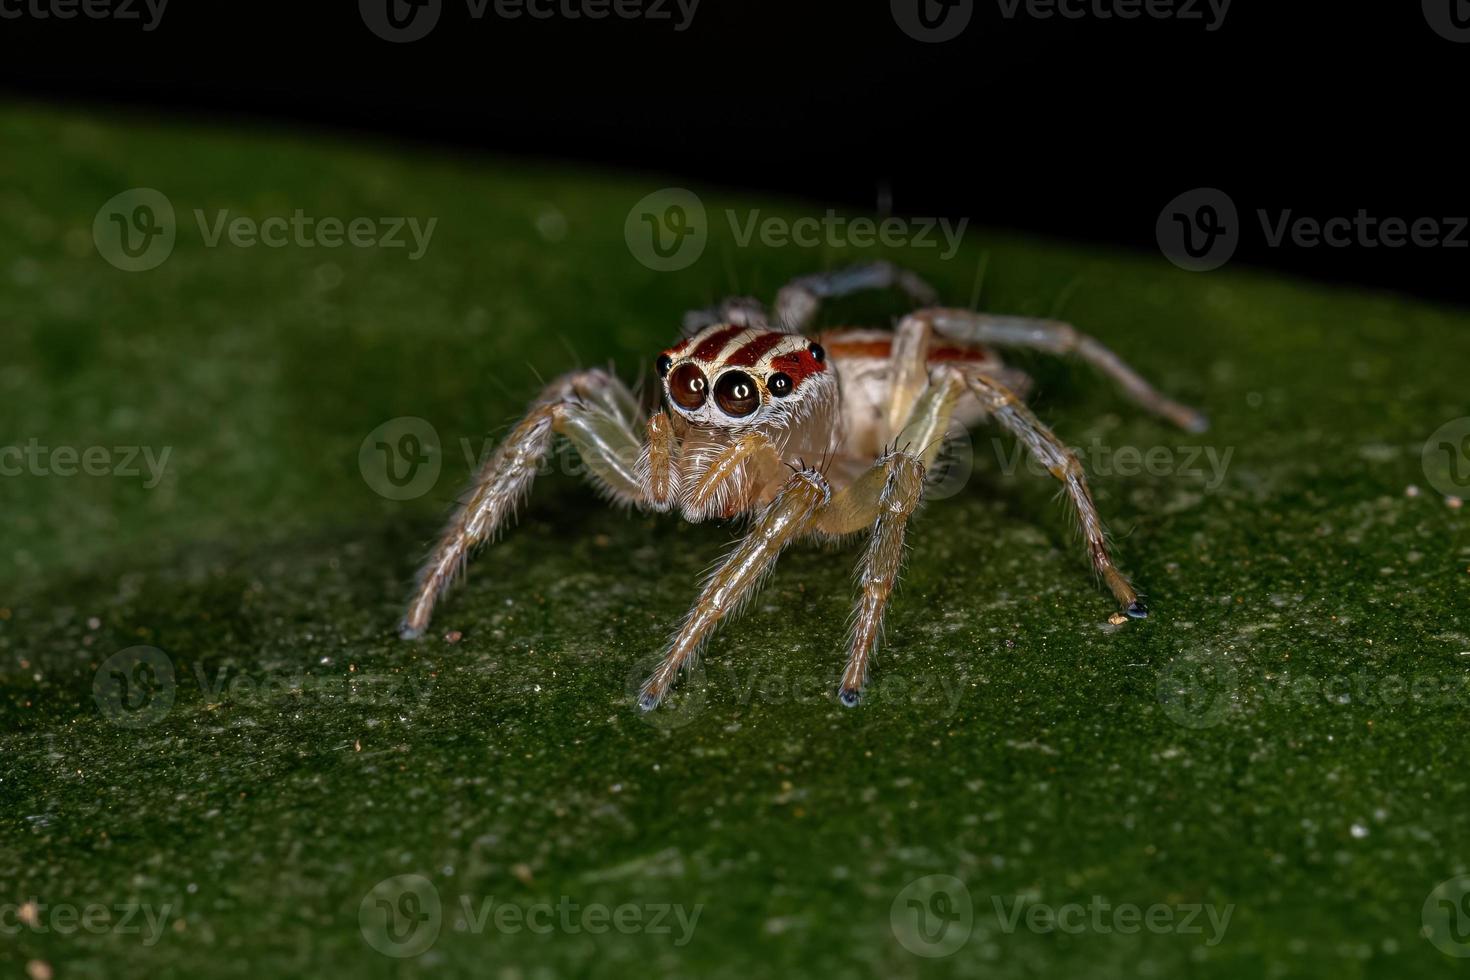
[825,339,892,359]
[929,345,989,363]
[823,338,989,362]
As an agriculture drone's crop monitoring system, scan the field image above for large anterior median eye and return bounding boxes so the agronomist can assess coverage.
[714,370,760,417]
[668,362,708,410]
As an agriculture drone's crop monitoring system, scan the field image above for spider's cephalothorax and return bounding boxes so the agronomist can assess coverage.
[653,323,840,522]
[398,262,1208,710]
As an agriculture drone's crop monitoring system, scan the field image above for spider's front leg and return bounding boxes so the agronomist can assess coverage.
[814,451,928,706]
[813,371,963,705]
[400,369,648,639]
[637,465,831,711]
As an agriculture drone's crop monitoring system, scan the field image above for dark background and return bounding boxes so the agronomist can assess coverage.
[3,0,1465,303]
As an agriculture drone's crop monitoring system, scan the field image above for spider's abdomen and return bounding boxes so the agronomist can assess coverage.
[819,328,996,367]
[820,327,1020,464]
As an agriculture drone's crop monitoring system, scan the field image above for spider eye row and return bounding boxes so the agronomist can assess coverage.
[658,360,800,416]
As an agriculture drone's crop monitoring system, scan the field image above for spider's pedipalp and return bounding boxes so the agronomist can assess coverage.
[638,410,681,511]
[684,431,781,519]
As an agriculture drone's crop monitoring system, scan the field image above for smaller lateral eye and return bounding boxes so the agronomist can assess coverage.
[656,354,673,377]
[768,372,793,397]
[808,342,826,363]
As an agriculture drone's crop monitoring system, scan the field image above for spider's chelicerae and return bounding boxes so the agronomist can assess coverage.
[399,262,1206,709]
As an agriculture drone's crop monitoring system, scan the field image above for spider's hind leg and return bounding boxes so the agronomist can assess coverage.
[957,365,1149,618]
[912,309,1209,433]
[775,261,939,333]
[681,297,769,335]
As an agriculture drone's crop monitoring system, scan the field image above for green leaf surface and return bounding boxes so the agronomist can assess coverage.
[2,105,1468,979]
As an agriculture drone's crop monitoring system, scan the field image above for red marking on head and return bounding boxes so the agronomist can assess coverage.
[770,347,827,388]
[724,331,786,367]
[691,325,746,361]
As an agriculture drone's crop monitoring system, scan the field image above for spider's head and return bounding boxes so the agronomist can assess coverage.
[656,324,834,432]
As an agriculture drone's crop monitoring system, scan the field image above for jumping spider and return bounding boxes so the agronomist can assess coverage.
[399,262,1207,709]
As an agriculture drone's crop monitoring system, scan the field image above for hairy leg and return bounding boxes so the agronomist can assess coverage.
[908,308,1208,433]
[884,313,935,439]
[638,466,831,710]
[815,336,964,704]
[401,369,645,639]
[811,451,928,706]
[638,410,682,512]
[958,366,1148,617]
[774,260,939,333]
[682,432,784,520]
[681,297,770,335]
